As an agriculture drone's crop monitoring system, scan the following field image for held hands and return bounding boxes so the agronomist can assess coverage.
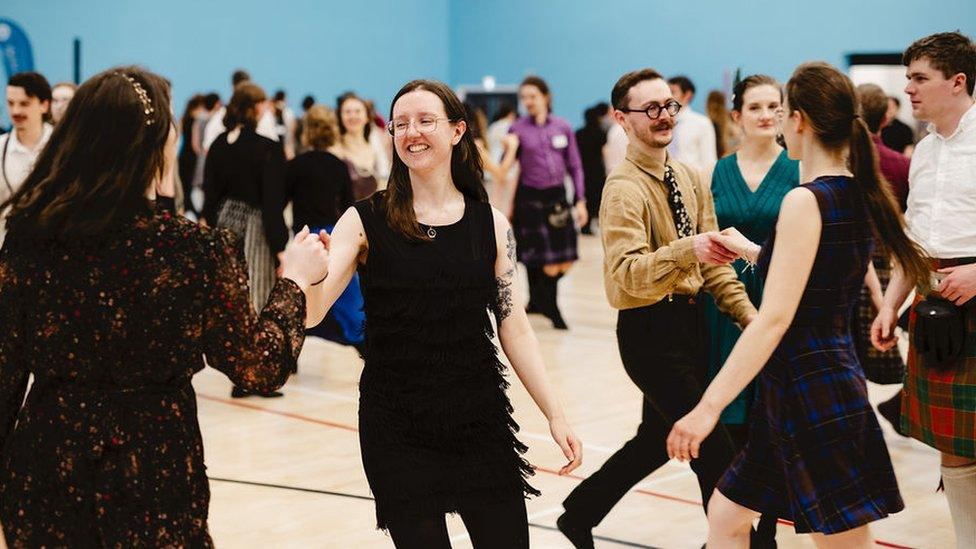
[870,306,899,352]
[549,417,583,475]
[692,232,738,265]
[278,226,329,291]
[666,403,720,462]
[938,264,976,306]
[713,228,760,263]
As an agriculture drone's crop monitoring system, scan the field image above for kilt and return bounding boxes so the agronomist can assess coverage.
[852,251,905,384]
[512,185,578,267]
[902,257,976,458]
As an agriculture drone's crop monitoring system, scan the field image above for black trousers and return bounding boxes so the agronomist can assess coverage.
[563,297,737,527]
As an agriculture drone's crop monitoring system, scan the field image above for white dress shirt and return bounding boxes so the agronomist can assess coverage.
[667,107,717,173]
[202,107,278,151]
[0,123,53,203]
[905,102,976,259]
[603,122,628,174]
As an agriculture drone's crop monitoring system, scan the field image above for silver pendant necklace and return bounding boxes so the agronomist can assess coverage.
[426,226,437,239]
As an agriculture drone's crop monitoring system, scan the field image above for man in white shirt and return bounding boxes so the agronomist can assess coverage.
[202,69,278,151]
[872,31,976,549]
[2,72,53,204]
[667,75,717,173]
[602,121,628,174]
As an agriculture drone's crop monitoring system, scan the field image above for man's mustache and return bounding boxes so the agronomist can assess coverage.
[651,119,675,131]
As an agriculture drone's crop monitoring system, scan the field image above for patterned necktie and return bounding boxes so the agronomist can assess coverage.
[664,164,693,237]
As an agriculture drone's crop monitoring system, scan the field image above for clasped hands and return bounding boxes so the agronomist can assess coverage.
[277,226,331,290]
[693,227,758,265]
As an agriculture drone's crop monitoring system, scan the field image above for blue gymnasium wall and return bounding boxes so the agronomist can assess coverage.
[449,0,976,126]
[2,0,450,123]
[3,0,976,127]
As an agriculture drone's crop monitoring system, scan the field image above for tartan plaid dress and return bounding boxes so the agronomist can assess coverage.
[717,176,904,534]
[903,257,976,458]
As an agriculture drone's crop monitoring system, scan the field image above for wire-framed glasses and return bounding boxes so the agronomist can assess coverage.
[387,116,454,137]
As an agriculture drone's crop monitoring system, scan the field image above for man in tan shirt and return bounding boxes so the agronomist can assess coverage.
[557,68,758,548]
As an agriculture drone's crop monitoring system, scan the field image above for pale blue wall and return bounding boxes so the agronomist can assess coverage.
[449,0,976,125]
[3,0,975,126]
[2,0,450,121]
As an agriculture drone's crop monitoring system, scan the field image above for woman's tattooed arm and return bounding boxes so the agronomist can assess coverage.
[493,228,517,324]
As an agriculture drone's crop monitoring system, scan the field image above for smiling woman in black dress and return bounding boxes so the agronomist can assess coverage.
[311,79,583,548]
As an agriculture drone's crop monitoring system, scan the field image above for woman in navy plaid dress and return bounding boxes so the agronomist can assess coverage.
[667,62,931,548]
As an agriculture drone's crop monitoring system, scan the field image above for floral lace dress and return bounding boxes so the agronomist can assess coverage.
[0,209,306,547]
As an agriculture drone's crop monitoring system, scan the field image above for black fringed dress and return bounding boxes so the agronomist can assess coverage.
[354,192,539,529]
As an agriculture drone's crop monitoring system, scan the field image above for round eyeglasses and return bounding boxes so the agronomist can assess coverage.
[619,100,682,120]
[387,117,454,137]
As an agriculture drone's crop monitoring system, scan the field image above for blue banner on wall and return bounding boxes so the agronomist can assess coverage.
[0,18,35,78]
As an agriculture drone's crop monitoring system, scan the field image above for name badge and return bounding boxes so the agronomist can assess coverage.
[551,134,568,149]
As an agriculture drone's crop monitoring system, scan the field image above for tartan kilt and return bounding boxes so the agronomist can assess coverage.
[512,185,578,267]
[903,291,976,458]
[852,252,905,384]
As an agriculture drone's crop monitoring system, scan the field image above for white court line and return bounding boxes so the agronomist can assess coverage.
[517,430,617,454]
[528,506,564,521]
[285,383,359,403]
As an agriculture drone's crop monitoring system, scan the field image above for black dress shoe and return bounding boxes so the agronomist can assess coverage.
[877,393,907,437]
[231,387,284,399]
[549,310,569,330]
[556,513,594,549]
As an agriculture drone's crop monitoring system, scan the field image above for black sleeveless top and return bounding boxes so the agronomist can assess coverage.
[354,191,538,529]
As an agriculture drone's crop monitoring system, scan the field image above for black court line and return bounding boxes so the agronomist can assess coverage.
[526,523,659,549]
[208,476,655,548]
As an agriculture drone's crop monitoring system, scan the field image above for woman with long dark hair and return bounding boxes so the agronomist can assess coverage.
[311,79,582,547]
[201,82,291,397]
[0,66,328,546]
[667,62,929,547]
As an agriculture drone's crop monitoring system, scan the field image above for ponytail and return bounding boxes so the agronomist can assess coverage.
[848,116,930,291]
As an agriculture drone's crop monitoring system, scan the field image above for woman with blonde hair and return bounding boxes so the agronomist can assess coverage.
[286,105,363,351]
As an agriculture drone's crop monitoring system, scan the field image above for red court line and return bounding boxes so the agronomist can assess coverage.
[198,393,358,433]
[198,392,914,549]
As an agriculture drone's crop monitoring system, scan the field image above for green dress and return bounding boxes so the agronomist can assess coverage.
[703,150,799,424]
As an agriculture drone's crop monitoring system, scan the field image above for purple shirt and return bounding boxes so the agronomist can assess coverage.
[509,115,585,202]
[872,135,910,211]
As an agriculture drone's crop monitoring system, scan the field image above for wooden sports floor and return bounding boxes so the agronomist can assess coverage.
[190,234,951,548]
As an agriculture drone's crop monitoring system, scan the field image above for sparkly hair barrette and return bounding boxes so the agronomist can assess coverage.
[117,72,155,126]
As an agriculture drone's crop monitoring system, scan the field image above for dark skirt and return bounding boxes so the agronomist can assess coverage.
[216,199,276,311]
[512,185,578,267]
[852,252,905,384]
